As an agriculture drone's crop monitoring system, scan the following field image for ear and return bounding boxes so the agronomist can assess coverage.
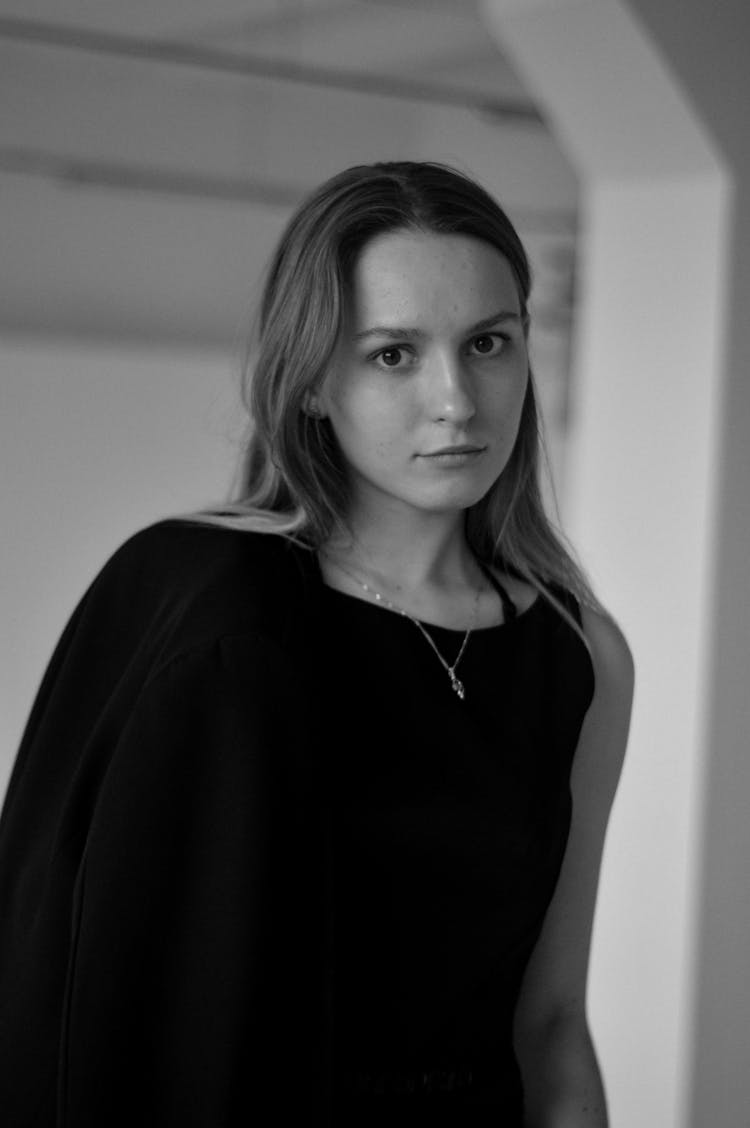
[302,391,327,419]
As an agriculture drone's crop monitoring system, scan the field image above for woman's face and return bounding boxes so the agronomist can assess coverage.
[319,228,529,524]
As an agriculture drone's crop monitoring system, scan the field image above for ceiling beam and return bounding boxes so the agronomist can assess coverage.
[0,146,305,208]
[183,0,355,41]
[0,144,574,231]
[0,16,543,123]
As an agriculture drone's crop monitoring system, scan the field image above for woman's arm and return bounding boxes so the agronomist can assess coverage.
[513,604,635,1127]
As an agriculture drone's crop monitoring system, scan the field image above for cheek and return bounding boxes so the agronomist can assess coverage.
[485,370,527,424]
[325,403,386,475]
[328,382,406,449]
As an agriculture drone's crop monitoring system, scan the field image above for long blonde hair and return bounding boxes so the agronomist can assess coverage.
[192,161,607,642]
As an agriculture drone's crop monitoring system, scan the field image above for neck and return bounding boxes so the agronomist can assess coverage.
[322,506,481,599]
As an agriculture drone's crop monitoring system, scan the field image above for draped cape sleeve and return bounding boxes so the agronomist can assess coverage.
[0,521,333,1127]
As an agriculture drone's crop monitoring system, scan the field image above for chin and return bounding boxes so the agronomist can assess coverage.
[411,483,492,514]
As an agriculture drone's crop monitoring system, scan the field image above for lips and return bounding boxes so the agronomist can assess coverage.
[420,444,485,457]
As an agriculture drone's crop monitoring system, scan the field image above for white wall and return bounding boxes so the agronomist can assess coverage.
[0,336,243,798]
[568,176,729,1128]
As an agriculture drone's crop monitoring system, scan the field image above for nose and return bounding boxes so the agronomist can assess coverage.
[426,349,476,425]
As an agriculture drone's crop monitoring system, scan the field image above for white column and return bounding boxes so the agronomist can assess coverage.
[481,2,734,1125]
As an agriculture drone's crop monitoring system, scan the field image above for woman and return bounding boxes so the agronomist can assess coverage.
[0,161,633,1127]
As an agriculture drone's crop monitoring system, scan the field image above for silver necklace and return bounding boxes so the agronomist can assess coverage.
[323,556,482,701]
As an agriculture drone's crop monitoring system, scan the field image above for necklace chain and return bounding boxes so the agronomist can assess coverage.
[322,555,482,701]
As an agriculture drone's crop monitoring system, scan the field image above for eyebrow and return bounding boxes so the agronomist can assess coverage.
[352,309,523,343]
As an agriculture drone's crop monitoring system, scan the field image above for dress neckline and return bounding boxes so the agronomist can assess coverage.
[320,579,542,635]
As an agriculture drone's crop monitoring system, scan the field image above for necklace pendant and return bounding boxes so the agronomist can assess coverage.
[450,673,465,700]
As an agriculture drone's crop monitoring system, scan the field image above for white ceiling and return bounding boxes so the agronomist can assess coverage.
[0,0,578,346]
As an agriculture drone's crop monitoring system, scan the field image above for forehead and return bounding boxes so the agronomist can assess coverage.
[348,230,520,324]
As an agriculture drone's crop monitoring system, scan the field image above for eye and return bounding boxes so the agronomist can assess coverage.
[468,333,507,357]
[372,346,412,369]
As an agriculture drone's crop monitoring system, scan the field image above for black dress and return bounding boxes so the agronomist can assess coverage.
[319,575,594,1126]
[0,521,593,1127]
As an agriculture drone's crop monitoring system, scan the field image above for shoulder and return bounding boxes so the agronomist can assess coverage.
[90,517,320,659]
[112,516,295,570]
[579,602,635,706]
[106,517,310,592]
[573,603,634,795]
